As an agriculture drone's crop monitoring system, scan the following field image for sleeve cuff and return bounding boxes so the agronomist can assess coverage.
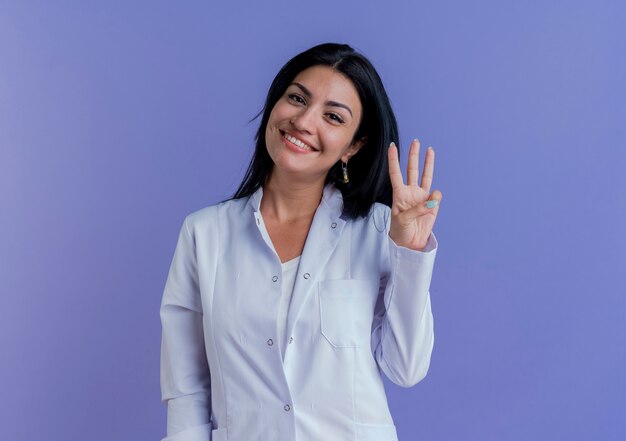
[388,231,438,262]
[162,422,213,441]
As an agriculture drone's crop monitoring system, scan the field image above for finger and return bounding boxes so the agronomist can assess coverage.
[387,142,405,189]
[401,190,442,218]
[399,199,435,220]
[407,138,421,186]
[426,190,442,214]
[426,190,442,217]
[420,146,435,193]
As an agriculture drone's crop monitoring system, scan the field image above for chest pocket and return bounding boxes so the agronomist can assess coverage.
[318,278,380,348]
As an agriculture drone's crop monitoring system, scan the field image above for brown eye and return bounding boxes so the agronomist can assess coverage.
[288,94,305,104]
[328,113,344,124]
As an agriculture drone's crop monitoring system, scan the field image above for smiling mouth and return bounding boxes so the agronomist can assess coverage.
[279,130,317,151]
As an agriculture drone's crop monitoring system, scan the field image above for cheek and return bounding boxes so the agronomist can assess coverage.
[323,132,353,153]
[265,106,283,139]
[269,100,291,120]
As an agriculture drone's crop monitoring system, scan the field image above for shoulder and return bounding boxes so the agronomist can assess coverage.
[365,202,391,234]
[344,202,391,236]
[183,196,249,231]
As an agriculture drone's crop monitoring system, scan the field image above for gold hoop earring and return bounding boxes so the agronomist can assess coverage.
[342,161,349,183]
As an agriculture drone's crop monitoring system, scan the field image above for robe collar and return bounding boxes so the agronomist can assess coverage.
[247,182,344,220]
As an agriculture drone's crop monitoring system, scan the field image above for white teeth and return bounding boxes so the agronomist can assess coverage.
[283,132,314,151]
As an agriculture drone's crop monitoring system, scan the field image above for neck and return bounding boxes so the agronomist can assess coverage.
[261,170,326,223]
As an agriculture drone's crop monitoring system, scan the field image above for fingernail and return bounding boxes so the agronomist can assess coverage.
[426,200,438,209]
[390,141,396,147]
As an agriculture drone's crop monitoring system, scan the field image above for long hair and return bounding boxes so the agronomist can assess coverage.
[228,42,400,219]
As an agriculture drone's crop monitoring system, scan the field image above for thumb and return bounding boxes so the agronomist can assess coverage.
[402,191,442,219]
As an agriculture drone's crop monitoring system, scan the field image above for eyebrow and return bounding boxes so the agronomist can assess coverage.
[290,82,353,118]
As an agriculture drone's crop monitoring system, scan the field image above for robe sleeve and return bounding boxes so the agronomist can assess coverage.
[370,207,438,387]
[160,217,213,440]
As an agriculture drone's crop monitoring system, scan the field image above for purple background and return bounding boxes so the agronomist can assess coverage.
[1,1,625,440]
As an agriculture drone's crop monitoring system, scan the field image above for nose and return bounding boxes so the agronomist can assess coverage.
[290,107,315,134]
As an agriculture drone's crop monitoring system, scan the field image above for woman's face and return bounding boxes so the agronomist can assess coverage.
[265,65,365,182]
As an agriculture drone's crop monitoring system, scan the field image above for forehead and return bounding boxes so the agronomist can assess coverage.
[291,65,361,109]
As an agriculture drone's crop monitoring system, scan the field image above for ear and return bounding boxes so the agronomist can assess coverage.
[341,136,368,163]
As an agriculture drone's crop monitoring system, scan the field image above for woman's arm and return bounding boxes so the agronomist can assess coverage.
[370,139,440,387]
[370,228,438,388]
[160,216,213,441]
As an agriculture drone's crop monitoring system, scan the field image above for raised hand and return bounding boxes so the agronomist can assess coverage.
[387,139,442,251]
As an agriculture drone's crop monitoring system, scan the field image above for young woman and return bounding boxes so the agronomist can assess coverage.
[160,42,442,441]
